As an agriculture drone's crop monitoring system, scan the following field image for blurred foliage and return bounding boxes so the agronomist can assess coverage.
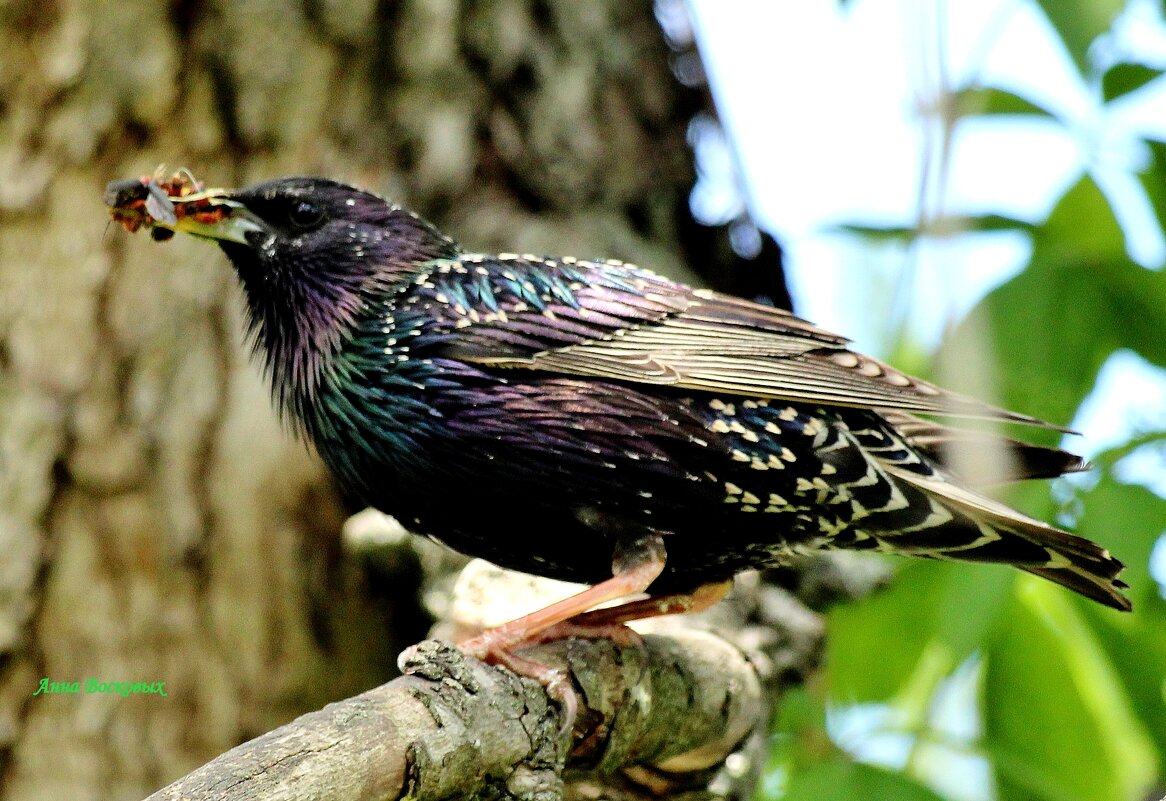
[1033,0,1125,75]
[950,86,1058,119]
[771,3,1166,801]
[1101,62,1165,102]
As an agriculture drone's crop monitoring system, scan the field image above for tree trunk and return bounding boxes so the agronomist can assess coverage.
[0,2,697,798]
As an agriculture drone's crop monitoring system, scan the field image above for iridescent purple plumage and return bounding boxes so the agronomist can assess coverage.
[107,175,1131,613]
[218,179,460,426]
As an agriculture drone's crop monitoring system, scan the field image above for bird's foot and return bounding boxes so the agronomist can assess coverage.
[457,637,581,734]
[458,617,645,736]
[396,638,580,737]
[405,533,672,736]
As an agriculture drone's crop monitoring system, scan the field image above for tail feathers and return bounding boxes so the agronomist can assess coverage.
[1022,563,1130,611]
[882,465,1131,611]
[879,410,1089,484]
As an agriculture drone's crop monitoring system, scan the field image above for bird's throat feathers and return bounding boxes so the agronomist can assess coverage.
[220,206,459,424]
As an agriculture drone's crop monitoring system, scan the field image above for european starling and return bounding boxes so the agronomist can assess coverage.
[105,174,1130,665]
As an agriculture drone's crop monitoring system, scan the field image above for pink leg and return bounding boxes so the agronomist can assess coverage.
[502,579,734,657]
[566,579,733,627]
[456,534,668,731]
[459,534,668,659]
[452,533,738,735]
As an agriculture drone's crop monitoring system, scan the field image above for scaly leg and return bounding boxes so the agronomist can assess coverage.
[456,535,735,732]
[510,579,733,655]
[459,532,668,659]
[457,533,668,730]
[565,579,732,628]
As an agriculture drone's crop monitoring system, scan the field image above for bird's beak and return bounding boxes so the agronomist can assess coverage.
[168,192,268,245]
[105,178,268,245]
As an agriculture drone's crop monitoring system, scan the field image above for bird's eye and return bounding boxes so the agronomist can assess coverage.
[287,200,325,229]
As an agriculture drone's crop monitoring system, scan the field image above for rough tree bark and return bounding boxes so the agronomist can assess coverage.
[140,634,766,801]
[0,2,728,799]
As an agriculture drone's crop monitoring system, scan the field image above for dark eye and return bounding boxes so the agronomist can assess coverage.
[288,199,325,229]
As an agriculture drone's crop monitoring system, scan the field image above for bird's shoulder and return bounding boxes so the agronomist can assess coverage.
[386,252,844,357]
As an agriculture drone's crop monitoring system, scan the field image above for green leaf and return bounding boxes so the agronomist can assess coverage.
[1033,0,1124,77]
[1033,173,1125,263]
[1080,594,1166,766]
[834,224,917,243]
[1070,462,1166,765]
[769,685,836,779]
[939,257,1105,429]
[782,759,947,801]
[1076,472,1166,603]
[969,213,1038,233]
[1139,139,1166,237]
[952,86,1059,119]
[984,587,1157,801]
[828,561,1011,702]
[939,176,1166,428]
[833,215,1034,242]
[1101,62,1164,102]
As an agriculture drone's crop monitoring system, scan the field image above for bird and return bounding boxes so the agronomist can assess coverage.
[105,173,1130,684]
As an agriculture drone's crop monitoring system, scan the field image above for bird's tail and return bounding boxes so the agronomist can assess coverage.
[878,410,1089,484]
[880,465,1131,611]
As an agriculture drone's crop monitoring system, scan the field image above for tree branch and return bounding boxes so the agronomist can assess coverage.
[141,632,761,801]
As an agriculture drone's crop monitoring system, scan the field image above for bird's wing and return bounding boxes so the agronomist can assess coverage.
[413,255,1058,427]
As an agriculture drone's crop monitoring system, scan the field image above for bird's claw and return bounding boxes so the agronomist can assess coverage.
[460,636,581,736]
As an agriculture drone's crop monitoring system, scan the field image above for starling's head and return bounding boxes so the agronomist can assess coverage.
[107,174,459,413]
[127,176,459,287]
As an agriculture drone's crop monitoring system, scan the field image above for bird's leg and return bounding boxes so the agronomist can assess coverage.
[561,579,733,628]
[458,532,667,658]
[515,579,732,655]
[457,532,668,730]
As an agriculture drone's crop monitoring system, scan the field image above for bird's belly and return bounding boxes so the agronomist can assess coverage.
[384,484,840,592]
[314,375,881,592]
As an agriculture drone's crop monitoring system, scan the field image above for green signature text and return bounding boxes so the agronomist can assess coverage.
[34,678,168,697]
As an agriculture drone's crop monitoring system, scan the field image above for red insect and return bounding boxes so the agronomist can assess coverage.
[104,170,229,241]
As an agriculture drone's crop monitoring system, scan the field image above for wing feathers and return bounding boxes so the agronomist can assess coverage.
[412,256,1126,609]
[433,257,1062,427]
